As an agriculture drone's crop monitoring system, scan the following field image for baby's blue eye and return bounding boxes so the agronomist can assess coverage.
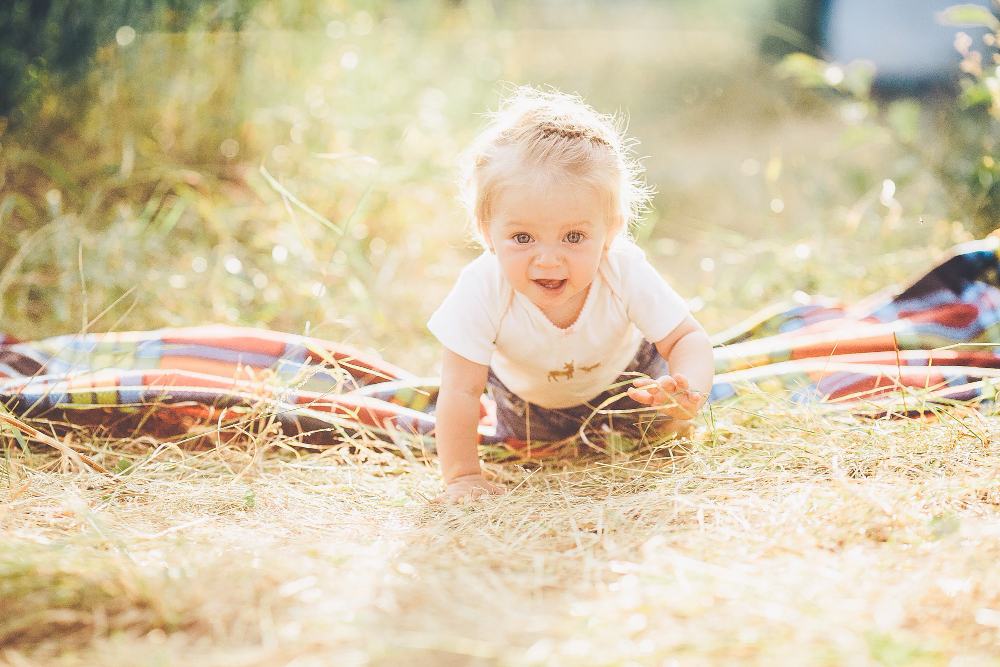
[565,231,585,244]
[513,233,532,244]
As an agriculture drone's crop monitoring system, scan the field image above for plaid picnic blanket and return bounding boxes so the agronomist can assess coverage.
[2,236,1000,458]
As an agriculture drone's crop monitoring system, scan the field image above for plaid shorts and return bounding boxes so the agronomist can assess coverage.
[487,340,672,442]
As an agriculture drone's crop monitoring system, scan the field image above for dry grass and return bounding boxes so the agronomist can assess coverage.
[3,397,1000,666]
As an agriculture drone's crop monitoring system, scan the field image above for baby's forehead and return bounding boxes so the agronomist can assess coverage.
[491,162,614,198]
[491,180,612,227]
[496,167,574,192]
[476,148,623,233]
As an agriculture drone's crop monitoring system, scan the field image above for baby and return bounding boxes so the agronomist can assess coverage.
[428,88,714,502]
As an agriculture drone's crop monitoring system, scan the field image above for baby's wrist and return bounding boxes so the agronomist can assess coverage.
[446,470,486,485]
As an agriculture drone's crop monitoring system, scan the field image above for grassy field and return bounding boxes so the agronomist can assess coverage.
[3,1,1000,665]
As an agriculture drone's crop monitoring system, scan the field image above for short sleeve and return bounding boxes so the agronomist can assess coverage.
[427,255,503,365]
[612,241,690,343]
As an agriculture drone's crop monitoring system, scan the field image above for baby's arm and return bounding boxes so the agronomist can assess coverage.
[628,314,714,422]
[654,315,714,395]
[435,348,506,502]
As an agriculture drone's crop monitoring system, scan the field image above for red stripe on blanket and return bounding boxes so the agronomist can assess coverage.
[898,303,980,327]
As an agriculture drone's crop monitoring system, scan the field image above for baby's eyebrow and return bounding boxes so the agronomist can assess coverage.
[555,221,597,232]
[501,219,595,229]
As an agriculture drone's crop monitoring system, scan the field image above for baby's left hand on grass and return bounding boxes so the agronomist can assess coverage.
[627,373,705,420]
[435,473,507,505]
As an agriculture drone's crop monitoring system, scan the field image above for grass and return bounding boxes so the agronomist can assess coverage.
[2,0,1000,664]
[3,401,1000,665]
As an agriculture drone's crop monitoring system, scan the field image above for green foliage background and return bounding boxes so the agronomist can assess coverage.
[0,0,993,373]
[0,0,259,124]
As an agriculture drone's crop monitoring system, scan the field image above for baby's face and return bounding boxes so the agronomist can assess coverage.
[485,172,613,325]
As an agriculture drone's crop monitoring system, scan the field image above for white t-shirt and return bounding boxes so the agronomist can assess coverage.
[428,238,689,409]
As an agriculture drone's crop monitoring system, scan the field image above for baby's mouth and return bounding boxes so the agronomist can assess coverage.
[533,279,566,291]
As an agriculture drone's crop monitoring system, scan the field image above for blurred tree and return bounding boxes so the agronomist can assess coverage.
[760,0,824,59]
[0,0,259,126]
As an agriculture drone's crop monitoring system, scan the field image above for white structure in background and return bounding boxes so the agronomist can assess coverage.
[823,0,994,89]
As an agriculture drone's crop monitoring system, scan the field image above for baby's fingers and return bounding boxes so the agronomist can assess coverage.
[673,391,705,418]
[673,374,690,392]
[480,481,508,497]
[442,480,507,505]
[656,378,677,395]
[627,386,656,405]
[630,378,660,399]
[632,378,658,390]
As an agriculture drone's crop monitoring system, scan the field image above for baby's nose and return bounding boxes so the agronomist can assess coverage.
[533,249,562,268]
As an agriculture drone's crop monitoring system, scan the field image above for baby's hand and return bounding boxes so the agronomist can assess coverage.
[437,473,507,505]
[627,373,706,420]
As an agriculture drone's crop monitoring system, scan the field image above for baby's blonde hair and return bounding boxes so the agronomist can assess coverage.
[460,86,653,245]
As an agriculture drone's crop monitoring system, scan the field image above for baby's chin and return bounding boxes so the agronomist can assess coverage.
[521,279,592,311]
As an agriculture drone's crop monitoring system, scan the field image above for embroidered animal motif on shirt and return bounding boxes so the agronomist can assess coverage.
[547,360,601,382]
[548,362,575,382]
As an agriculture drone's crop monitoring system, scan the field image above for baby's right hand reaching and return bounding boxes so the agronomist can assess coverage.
[628,373,705,420]
[438,473,507,504]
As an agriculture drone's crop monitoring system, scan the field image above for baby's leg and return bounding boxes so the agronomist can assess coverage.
[486,369,590,442]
